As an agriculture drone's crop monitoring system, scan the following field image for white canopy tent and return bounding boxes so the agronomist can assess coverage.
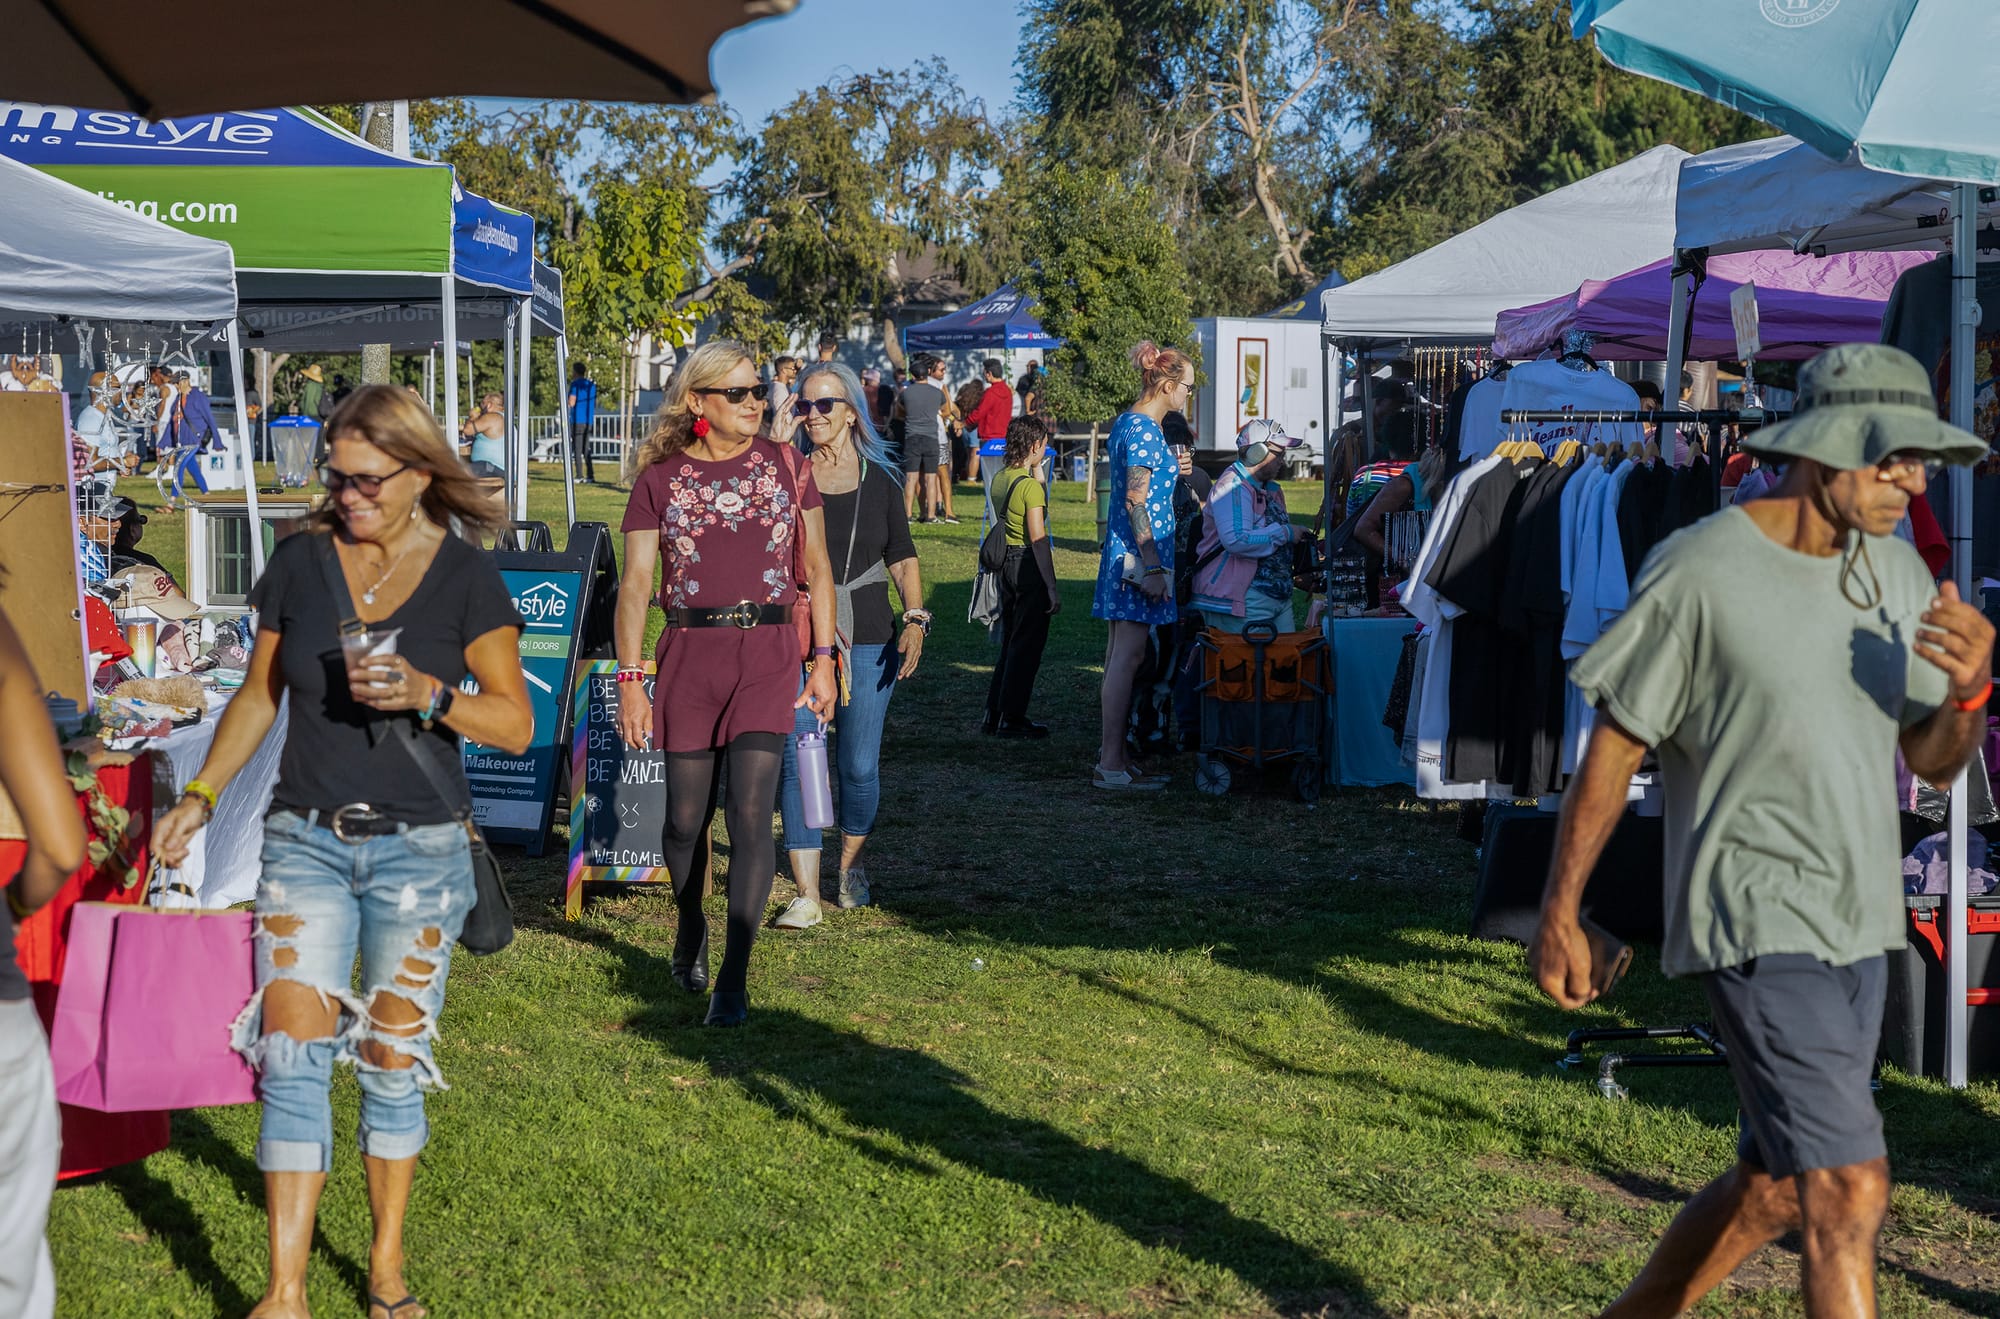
[0,151,237,329]
[1676,135,2000,257]
[0,154,263,565]
[1318,144,1691,347]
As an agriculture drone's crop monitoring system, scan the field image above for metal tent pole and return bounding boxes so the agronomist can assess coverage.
[1662,261,1694,445]
[257,348,272,463]
[508,295,524,523]
[440,276,460,448]
[502,303,518,514]
[1325,340,1343,556]
[226,321,266,579]
[1946,182,1978,1091]
[1323,337,1345,790]
[557,332,576,535]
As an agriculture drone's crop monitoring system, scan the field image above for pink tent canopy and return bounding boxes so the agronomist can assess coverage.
[1492,249,1932,362]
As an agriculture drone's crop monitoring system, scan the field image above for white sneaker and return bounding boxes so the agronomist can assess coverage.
[773,897,823,930]
[1092,764,1166,791]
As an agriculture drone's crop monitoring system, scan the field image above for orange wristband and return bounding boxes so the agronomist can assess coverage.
[1953,680,1993,712]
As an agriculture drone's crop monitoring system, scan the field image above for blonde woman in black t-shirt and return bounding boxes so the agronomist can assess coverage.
[155,385,532,1319]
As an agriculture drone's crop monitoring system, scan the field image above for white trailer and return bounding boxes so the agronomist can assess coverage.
[1191,316,1343,476]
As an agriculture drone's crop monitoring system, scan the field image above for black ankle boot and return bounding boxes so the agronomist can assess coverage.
[671,926,709,993]
[704,990,748,1027]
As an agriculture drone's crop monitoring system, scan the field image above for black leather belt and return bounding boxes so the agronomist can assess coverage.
[661,602,794,630]
[299,805,411,842]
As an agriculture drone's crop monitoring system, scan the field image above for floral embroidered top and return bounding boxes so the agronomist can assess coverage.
[622,438,823,610]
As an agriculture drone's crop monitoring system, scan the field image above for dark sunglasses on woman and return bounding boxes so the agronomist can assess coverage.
[318,463,411,497]
[792,397,844,418]
[693,384,770,404]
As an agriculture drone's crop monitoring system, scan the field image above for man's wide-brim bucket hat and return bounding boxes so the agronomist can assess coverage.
[1743,342,1988,471]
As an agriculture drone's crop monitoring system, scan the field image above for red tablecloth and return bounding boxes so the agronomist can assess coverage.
[8,752,170,1178]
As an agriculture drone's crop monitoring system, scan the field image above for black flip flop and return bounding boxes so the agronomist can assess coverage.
[369,1294,425,1318]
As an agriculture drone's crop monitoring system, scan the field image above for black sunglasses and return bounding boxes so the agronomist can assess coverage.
[318,462,412,497]
[792,397,844,417]
[694,384,770,405]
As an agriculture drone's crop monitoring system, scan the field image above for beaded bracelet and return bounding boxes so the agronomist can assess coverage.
[615,668,648,684]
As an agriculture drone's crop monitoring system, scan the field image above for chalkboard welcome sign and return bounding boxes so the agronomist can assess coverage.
[565,659,670,916]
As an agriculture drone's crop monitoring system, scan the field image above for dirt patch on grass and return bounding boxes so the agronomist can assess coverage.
[1474,1154,2000,1309]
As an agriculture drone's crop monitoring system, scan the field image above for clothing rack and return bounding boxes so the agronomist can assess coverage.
[1499,407,1792,512]
[1495,405,1795,1094]
[1496,408,1792,425]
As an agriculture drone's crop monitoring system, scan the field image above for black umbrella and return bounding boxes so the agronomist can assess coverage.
[6,0,796,117]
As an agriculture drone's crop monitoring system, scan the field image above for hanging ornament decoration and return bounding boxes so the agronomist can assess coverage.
[87,375,123,411]
[156,325,201,372]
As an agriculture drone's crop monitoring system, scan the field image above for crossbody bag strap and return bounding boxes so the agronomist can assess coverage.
[388,713,480,829]
[315,531,366,645]
[315,535,476,825]
[999,471,1028,522]
[840,457,865,584]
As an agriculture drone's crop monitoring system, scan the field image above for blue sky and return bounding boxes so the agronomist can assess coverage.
[709,0,1029,132]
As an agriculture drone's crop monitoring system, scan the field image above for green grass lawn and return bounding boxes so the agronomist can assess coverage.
[56,468,2000,1316]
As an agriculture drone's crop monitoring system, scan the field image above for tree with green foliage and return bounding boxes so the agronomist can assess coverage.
[311,99,751,414]
[723,60,1011,365]
[1314,0,1762,278]
[1014,165,1194,425]
[1020,0,1358,317]
[412,99,749,374]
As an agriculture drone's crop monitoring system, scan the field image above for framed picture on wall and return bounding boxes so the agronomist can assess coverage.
[1237,337,1268,432]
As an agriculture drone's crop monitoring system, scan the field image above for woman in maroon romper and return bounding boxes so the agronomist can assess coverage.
[615,341,836,1027]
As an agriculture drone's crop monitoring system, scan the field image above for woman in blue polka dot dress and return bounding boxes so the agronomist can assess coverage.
[1092,341,1195,790]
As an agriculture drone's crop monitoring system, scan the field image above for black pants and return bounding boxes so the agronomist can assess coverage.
[986,547,1051,723]
[570,424,595,482]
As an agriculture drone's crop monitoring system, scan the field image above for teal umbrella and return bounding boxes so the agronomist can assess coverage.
[1573,0,2000,184]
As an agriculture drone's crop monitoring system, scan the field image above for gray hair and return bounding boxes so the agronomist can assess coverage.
[794,362,897,474]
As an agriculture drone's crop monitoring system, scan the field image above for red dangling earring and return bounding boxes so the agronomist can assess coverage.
[691,416,710,438]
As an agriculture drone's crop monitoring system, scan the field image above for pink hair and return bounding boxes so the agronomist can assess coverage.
[1129,340,1193,398]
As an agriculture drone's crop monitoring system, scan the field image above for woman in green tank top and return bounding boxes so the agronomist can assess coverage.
[985,417,1062,737]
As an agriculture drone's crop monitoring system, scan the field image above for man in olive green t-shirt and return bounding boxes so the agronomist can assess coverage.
[1532,345,1993,1318]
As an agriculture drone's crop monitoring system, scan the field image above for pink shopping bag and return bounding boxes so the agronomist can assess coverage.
[50,903,257,1112]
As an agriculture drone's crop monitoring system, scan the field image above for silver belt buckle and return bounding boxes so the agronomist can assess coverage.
[330,804,382,844]
[727,601,759,629]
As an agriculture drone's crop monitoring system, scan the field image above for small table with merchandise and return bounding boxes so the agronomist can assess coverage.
[1324,614,1419,788]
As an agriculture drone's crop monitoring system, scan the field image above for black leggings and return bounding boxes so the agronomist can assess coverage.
[661,732,782,995]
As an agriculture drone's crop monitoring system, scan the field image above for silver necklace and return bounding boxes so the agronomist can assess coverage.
[356,539,417,605]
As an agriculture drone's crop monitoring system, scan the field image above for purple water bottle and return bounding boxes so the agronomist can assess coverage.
[797,728,835,830]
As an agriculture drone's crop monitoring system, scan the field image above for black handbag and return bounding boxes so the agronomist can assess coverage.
[315,535,515,955]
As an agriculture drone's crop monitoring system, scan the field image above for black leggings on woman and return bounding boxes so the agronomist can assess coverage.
[661,732,783,995]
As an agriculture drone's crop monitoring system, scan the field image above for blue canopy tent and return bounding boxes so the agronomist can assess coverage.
[903,284,1061,351]
[1263,268,1347,320]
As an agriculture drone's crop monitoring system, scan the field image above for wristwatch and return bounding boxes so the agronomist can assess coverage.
[902,609,933,637]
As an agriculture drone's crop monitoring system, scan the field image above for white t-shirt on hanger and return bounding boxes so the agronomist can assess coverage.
[1498,360,1646,457]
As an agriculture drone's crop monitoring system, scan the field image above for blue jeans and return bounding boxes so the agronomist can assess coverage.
[780,644,897,850]
[230,810,474,1173]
